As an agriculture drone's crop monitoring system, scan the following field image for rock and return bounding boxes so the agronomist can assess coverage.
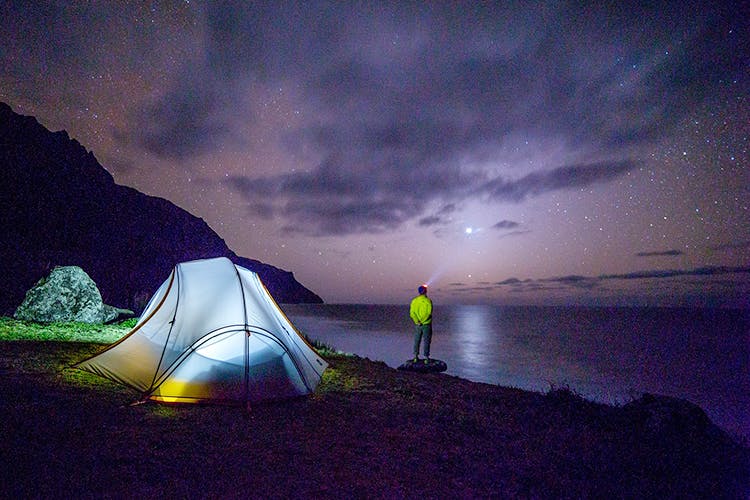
[397,358,448,373]
[624,393,712,436]
[13,266,131,323]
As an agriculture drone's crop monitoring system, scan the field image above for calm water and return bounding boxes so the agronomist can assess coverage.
[284,304,749,440]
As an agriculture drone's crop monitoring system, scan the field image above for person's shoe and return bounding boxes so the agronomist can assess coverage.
[424,358,430,364]
[412,357,419,363]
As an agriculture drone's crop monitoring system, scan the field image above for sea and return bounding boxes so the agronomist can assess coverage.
[284,304,749,441]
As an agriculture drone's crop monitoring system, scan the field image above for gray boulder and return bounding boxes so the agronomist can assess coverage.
[14,266,130,323]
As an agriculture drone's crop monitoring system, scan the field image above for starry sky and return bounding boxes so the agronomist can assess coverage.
[2,1,748,306]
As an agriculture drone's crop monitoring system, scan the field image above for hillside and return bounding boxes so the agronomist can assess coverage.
[0,102,322,314]
[0,336,747,497]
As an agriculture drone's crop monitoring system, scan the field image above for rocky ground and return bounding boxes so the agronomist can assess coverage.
[1,340,747,498]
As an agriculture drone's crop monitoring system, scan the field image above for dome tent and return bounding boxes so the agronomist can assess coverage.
[76,257,327,404]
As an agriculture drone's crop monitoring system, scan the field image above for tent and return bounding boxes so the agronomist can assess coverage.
[76,257,328,404]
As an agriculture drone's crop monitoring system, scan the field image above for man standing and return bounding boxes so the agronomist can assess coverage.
[409,284,433,363]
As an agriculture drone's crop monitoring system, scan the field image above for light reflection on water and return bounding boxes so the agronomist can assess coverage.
[284,303,749,439]
[451,305,495,379]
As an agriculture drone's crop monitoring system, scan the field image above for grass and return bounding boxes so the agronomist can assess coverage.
[1,318,748,498]
[303,334,340,357]
[0,316,135,343]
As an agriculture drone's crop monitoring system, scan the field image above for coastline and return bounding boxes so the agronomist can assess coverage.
[286,303,750,441]
[1,340,747,497]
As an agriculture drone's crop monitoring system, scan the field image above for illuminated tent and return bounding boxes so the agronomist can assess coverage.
[76,257,327,404]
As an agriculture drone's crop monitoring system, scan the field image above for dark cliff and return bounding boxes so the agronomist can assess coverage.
[0,102,323,314]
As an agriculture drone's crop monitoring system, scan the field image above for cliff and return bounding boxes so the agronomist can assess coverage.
[0,102,322,314]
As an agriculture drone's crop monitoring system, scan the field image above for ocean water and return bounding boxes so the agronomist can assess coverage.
[284,304,750,440]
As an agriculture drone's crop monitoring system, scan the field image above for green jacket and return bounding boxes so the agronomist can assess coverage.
[409,294,433,325]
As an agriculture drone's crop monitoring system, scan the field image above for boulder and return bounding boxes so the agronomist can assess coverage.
[14,266,131,323]
[397,358,448,373]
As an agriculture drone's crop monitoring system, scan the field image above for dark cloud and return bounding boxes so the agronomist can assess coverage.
[544,275,600,290]
[508,282,563,293]
[599,266,750,281]
[229,159,636,236]
[418,215,442,227]
[115,2,293,160]
[496,278,522,285]
[418,204,458,227]
[549,275,589,283]
[427,266,742,307]
[133,73,229,160]
[480,161,636,203]
[492,220,520,230]
[12,0,737,236]
[434,266,748,306]
[227,135,484,234]
[497,230,533,239]
[3,0,747,307]
[490,266,750,293]
[228,153,457,235]
[636,250,684,257]
[131,2,737,233]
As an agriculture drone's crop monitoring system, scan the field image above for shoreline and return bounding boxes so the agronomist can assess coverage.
[286,304,750,443]
[1,340,748,497]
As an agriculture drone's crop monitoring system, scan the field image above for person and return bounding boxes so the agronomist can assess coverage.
[409,284,433,363]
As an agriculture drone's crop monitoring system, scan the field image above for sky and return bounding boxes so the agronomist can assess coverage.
[2,1,748,306]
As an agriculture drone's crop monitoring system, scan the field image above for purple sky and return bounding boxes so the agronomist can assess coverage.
[2,1,748,306]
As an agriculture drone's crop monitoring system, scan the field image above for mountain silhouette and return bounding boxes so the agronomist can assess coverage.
[0,102,322,315]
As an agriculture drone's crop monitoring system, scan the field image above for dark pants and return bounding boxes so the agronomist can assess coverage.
[413,323,432,358]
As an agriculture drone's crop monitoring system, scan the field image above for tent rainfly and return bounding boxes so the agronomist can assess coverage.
[76,257,328,404]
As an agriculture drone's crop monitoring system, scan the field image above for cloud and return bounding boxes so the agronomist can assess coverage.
[496,278,522,285]
[543,275,601,290]
[497,230,533,239]
[492,220,520,230]
[115,2,285,160]
[134,75,229,160]
[418,215,442,227]
[486,266,750,294]
[418,204,458,227]
[230,158,636,236]
[228,155,452,235]
[106,1,741,233]
[480,160,636,202]
[636,250,684,257]
[598,266,750,281]
[438,265,749,306]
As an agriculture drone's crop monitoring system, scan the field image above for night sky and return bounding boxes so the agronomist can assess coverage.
[2,1,748,306]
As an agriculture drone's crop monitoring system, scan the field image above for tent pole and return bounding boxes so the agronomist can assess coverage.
[244,327,251,412]
[234,263,252,408]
